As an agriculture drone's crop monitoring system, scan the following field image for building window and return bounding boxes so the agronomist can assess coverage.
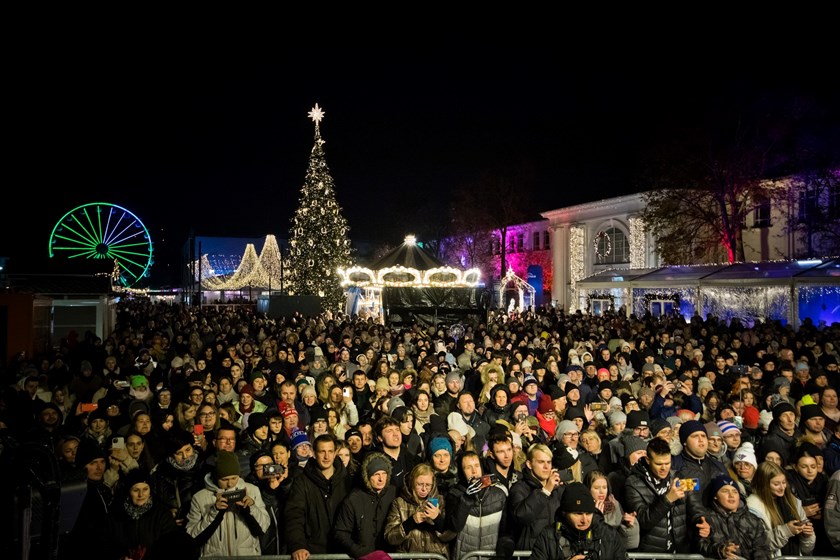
[533,231,540,250]
[543,230,550,249]
[593,227,630,264]
[753,196,771,228]
[830,182,840,219]
[590,299,611,316]
[649,299,677,317]
[798,188,819,222]
[517,233,524,252]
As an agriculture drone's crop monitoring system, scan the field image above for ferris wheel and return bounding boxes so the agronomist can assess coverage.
[48,202,154,287]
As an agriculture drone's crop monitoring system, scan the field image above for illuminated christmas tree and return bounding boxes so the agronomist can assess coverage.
[286,103,353,312]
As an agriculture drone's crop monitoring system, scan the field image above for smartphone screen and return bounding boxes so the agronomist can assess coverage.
[194,424,204,435]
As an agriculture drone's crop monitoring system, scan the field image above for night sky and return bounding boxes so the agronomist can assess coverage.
[5,35,839,284]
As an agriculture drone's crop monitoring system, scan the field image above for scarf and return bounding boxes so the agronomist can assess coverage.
[643,462,674,552]
[167,452,199,472]
[123,496,154,520]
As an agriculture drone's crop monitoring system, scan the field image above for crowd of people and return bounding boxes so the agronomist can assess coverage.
[2,299,840,560]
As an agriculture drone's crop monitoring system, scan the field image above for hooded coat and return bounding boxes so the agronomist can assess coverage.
[383,467,456,558]
[185,471,270,557]
[333,452,398,558]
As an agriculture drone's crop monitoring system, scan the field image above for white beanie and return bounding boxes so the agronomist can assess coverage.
[733,443,757,468]
[609,411,627,427]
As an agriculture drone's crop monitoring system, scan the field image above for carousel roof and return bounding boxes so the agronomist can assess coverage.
[339,235,481,288]
[371,237,445,271]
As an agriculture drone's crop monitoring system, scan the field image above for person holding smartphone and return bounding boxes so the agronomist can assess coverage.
[384,462,454,558]
[186,449,269,556]
[444,450,514,560]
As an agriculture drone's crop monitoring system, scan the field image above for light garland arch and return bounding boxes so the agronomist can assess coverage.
[497,267,536,312]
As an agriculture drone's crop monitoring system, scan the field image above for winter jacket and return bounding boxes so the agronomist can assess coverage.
[672,451,727,524]
[185,472,270,557]
[623,459,688,553]
[824,470,840,553]
[150,454,205,524]
[333,452,398,558]
[507,467,563,550]
[531,512,628,560]
[284,456,353,554]
[445,479,512,560]
[104,495,180,559]
[746,493,815,556]
[383,477,456,558]
[758,423,798,465]
[698,498,770,560]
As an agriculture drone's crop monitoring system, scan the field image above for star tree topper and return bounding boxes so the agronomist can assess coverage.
[308,103,325,123]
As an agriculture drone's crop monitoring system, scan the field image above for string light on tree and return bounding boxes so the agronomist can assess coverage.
[285,103,353,312]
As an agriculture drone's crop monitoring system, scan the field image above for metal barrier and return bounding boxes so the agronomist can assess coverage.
[205,555,448,560]
[461,550,708,560]
[205,552,840,560]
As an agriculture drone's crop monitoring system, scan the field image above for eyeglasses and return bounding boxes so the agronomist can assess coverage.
[563,432,580,439]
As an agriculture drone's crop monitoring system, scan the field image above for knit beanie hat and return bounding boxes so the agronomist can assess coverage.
[704,422,722,438]
[623,435,648,458]
[732,443,757,468]
[365,454,391,479]
[708,473,737,497]
[123,468,153,490]
[555,420,579,442]
[772,401,796,420]
[799,403,825,424]
[214,450,240,479]
[559,482,597,515]
[717,420,740,435]
[445,370,462,385]
[609,411,627,427]
[130,375,148,389]
[679,420,706,444]
[649,418,670,437]
[248,412,268,432]
[375,377,390,392]
[76,437,107,467]
[428,436,453,458]
[291,429,310,450]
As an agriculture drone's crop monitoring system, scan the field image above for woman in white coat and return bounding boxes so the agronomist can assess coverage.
[746,461,815,557]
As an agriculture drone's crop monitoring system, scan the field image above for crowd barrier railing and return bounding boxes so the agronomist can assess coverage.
[205,552,840,560]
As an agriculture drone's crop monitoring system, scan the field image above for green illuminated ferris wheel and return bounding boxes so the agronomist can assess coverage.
[48,202,154,287]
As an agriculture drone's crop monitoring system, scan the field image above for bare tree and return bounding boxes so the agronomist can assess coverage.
[639,92,801,264]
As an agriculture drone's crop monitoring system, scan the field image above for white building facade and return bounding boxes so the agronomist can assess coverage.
[540,193,659,312]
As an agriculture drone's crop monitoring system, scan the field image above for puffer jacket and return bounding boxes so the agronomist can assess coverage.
[531,512,627,560]
[333,452,398,558]
[445,479,512,560]
[383,475,456,558]
[284,455,352,554]
[185,472,270,557]
[507,467,563,550]
[623,459,688,553]
[699,498,771,560]
[672,450,727,524]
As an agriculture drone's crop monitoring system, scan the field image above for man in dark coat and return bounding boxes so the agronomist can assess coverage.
[285,434,352,560]
[532,482,627,560]
[507,443,563,551]
[624,437,695,553]
[333,451,397,558]
[671,420,727,528]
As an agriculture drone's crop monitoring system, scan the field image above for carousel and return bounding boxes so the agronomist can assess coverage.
[338,235,484,324]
